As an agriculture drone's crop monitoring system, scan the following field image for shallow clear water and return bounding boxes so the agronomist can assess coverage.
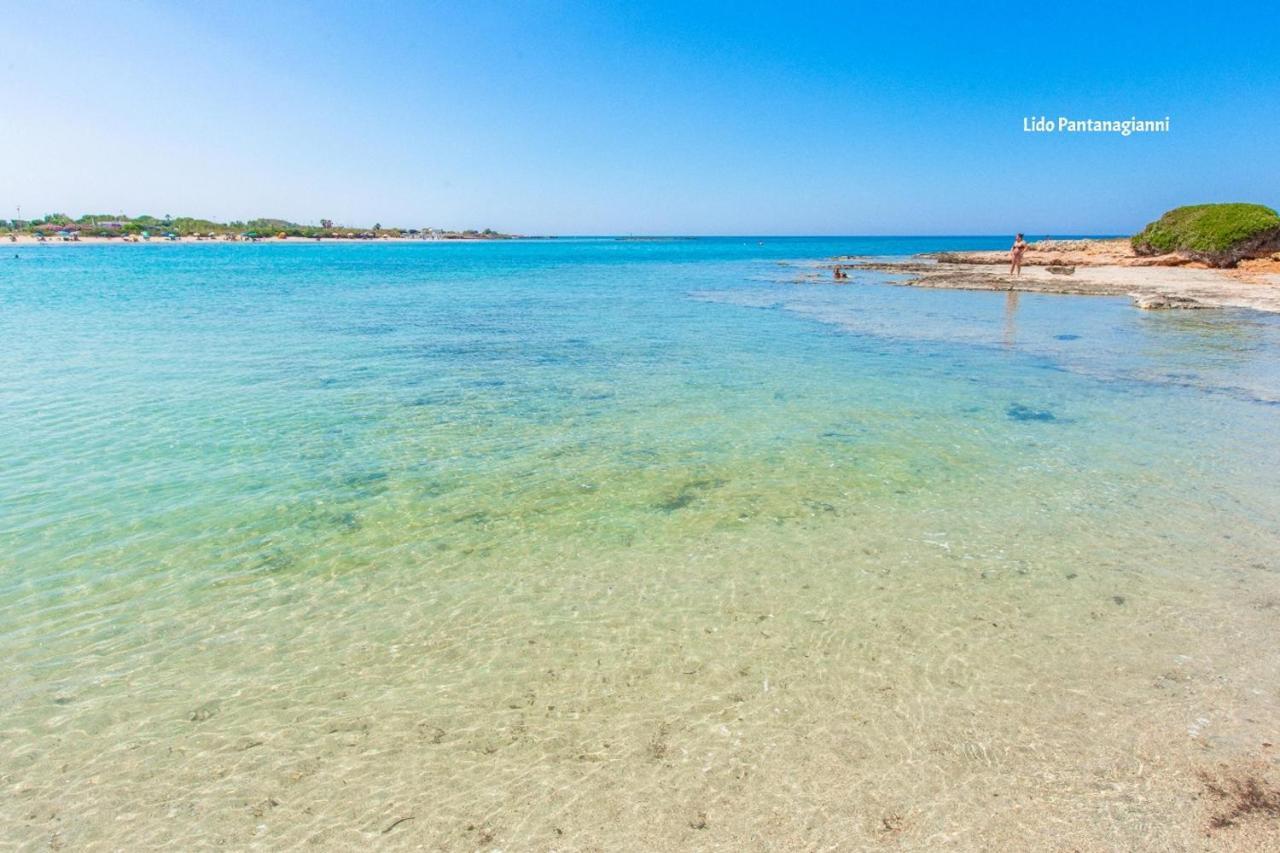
[2,239,1279,849]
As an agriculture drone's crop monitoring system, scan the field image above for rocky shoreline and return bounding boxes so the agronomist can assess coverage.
[838,239,1280,313]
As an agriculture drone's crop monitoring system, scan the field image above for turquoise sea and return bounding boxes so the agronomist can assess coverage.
[3,239,1280,849]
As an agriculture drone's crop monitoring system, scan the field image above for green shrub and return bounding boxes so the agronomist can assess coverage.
[1132,203,1280,263]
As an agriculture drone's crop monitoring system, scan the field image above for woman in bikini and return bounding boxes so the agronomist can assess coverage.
[1010,233,1027,276]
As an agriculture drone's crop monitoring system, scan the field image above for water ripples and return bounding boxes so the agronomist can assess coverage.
[2,240,1280,848]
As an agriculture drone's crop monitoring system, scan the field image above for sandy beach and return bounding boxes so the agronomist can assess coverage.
[839,239,1280,313]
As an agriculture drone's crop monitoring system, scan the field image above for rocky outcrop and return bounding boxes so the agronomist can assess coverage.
[835,256,1280,313]
[1131,293,1211,310]
[1131,204,1280,268]
[931,238,1185,268]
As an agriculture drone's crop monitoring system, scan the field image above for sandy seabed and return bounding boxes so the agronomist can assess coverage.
[6,504,1280,851]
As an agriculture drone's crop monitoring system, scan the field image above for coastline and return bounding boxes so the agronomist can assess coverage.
[15,234,1280,313]
[840,238,1280,313]
[3,234,530,245]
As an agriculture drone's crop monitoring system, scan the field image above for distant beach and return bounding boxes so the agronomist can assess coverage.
[0,215,524,245]
[3,233,523,245]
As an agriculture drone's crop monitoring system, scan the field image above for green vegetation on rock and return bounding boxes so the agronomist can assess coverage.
[1131,203,1280,266]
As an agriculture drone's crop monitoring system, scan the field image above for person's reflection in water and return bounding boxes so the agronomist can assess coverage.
[1003,290,1020,348]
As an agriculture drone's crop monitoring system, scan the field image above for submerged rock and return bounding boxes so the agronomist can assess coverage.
[654,478,725,513]
[189,701,220,722]
[1131,293,1211,310]
[1006,403,1056,422]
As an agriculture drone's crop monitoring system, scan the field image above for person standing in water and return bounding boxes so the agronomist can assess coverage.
[1009,233,1028,276]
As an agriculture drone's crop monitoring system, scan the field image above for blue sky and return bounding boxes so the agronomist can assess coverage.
[3,1,1277,235]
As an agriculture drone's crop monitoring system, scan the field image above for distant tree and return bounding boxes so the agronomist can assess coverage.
[373,222,381,231]
[320,219,333,229]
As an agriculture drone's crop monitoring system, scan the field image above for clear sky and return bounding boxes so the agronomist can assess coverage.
[3,1,1277,235]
